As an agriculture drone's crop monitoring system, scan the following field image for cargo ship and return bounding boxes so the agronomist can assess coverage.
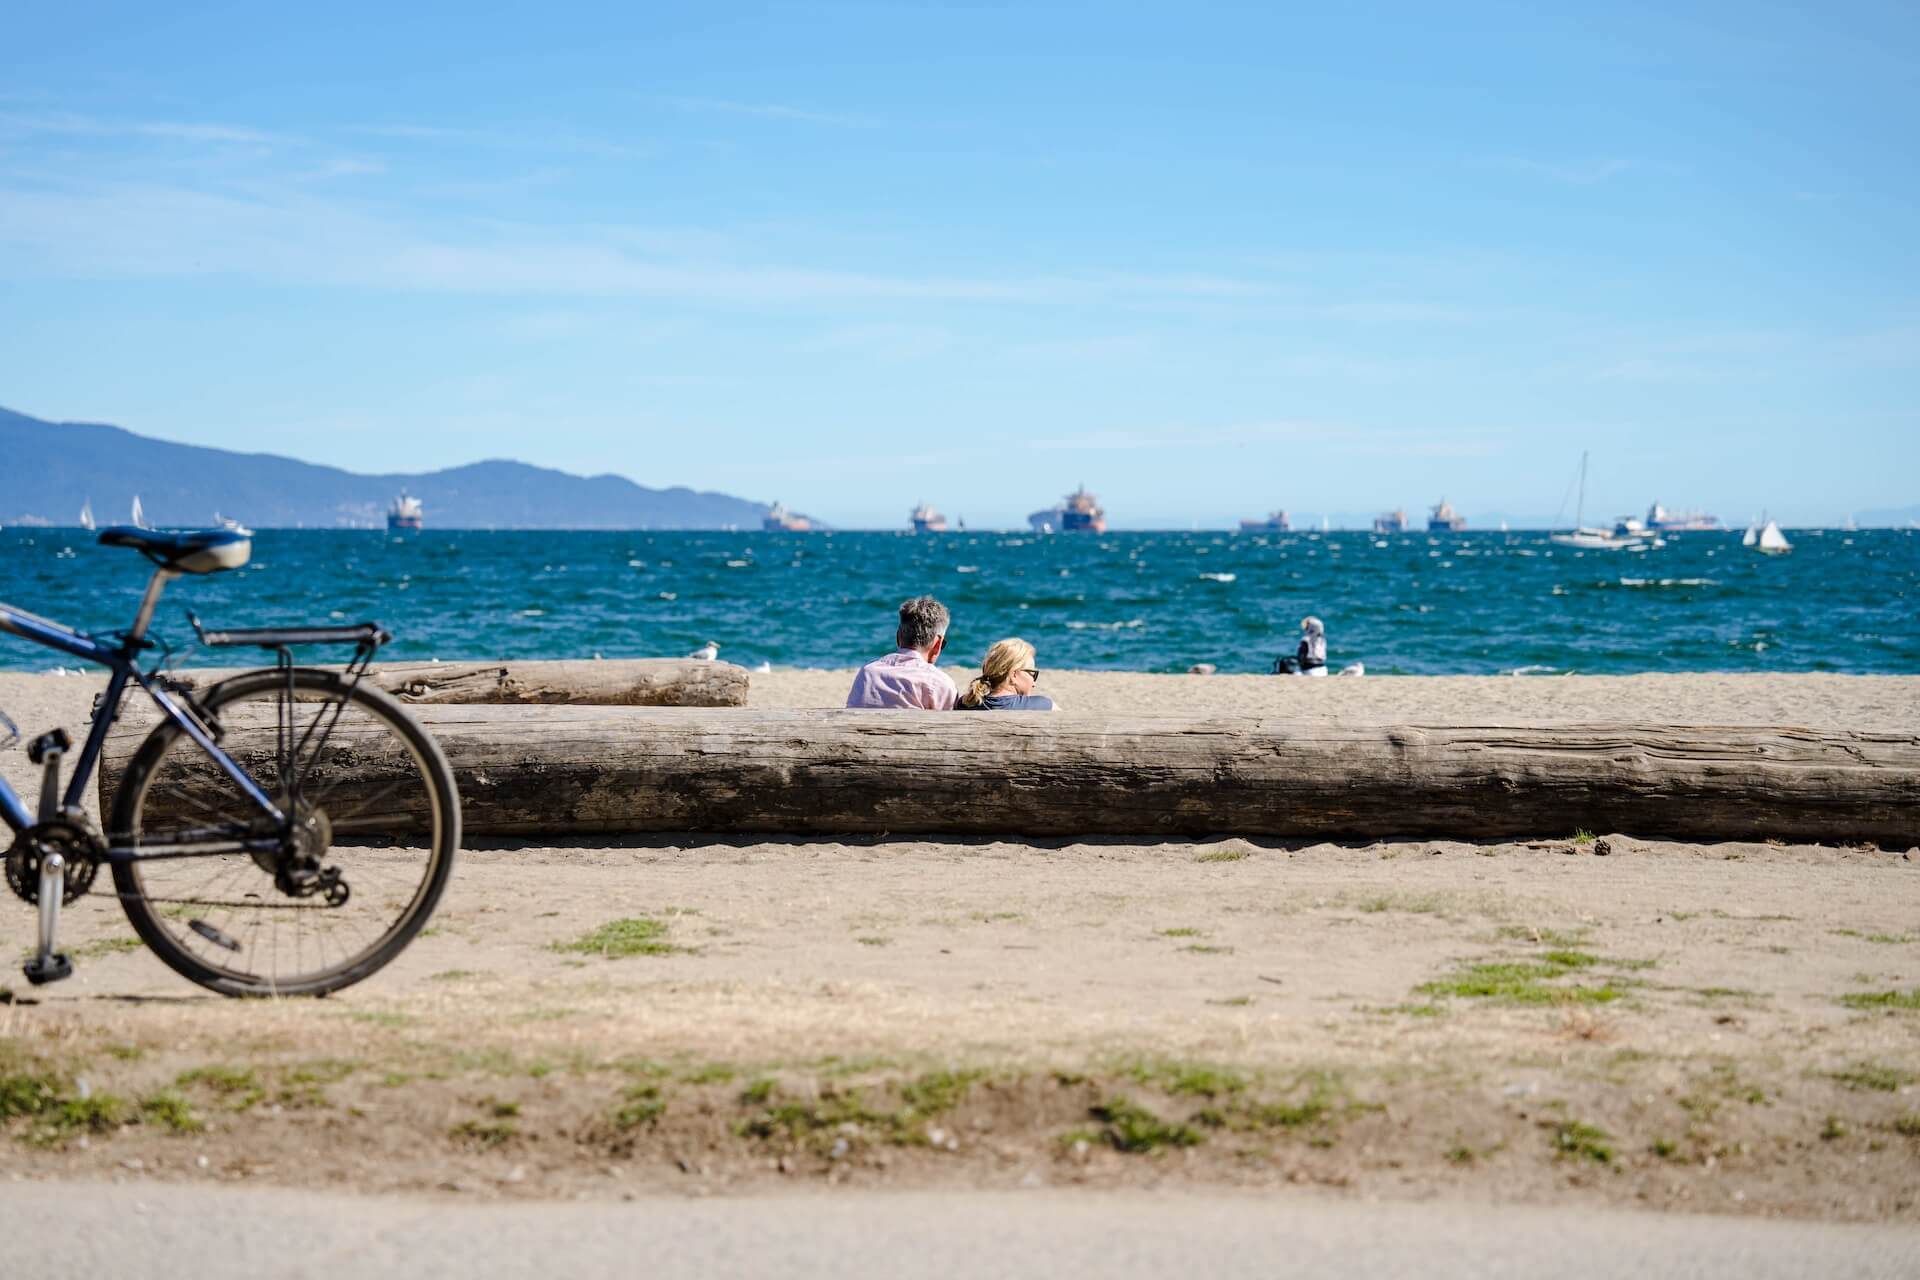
[762,502,814,532]
[1428,498,1467,532]
[1645,501,1720,533]
[909,502,949,533]
[1238,510,1292,532]
[1059,485,1106,533]
[387,492,424,531]
[1372,508,1409,534]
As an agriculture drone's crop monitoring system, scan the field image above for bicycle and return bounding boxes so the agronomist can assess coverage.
[2,526,460,996]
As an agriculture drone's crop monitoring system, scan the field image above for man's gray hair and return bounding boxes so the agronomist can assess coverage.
[896,596,950,651]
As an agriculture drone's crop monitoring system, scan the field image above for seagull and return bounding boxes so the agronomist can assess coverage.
[688,641,720,662]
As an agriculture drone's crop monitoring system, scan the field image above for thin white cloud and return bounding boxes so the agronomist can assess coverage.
[353,122,651,160]
[0,176,1276,306]
[663,97,878,129]
[0,110,288,147]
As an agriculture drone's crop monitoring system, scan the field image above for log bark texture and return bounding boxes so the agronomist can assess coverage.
[168,659,748,707]
[100,707,1920,843]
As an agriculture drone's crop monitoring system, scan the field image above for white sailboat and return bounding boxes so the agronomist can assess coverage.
[1741,522,1758,547]
[79,499,95,531]
[131,495,147,529]
[1549,452,1642,550]
[1754,520,1792,555]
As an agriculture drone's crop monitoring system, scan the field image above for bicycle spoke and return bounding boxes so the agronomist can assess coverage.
[116,672,452,994]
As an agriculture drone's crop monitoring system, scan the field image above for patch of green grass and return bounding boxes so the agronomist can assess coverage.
[1693,987,1767,1002]
[1195,848,1248,863]
[739,1077,776,1106]
[1088,1097,1204,1153]
[378,1071,413,1088]
[680,1063,737,1085]
[898,1069,986,1117]
[1180,944,1234,955]
[1125,1060,1248,1099]
[1679,1063,1768,1118]
[1362,1002,1446,1018]
[552,917,678,958]
[176,1065,264,1111]
[1866,933,1917,944]
[1419,958,1623,1006]
[449,1118,516,1148]
[1891,1113,1920,1138]
[104,1044,144,1061]
[1158,927,1204,938]
[1829,1062,1914,1092]
[137,1090,203,1134]
[736,1088,887,1144]
[855,936,890,947]
[284,1058,358,1086]
[1194,1071,1345,1133]
[1571,829,1595,845]
[1540,949,1600,969]
[1649,1136,1679,1159]
[809,1054,901,1078]
[1820,1114,1848,1141]
[71,935,144,959]
[0,1068,64,1120]
[1548,1119,1613,1164]
[431,969,482,981]
[482,1096,520,1119]
[1445,1143,1476,1165]
[1839,988,1920,1011]
[1208,995,1253,1007]
[612,1084,665,1129]
[341,1009,416,1028]
[1355,892,1448,915]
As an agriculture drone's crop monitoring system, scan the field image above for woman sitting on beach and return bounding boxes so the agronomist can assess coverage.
[956,637,1056,711]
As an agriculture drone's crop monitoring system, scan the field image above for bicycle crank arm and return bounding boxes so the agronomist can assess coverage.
[23,849,72,985]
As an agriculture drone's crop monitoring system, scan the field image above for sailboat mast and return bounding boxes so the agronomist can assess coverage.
[1576,451,1588,529]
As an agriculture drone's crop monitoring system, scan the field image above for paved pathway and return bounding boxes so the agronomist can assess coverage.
[4,1182,1917,1279]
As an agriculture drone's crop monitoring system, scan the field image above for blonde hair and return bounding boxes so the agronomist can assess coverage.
[959,637,1036,708]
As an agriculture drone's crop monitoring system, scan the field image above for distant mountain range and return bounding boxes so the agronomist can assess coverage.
[0,406,785,530]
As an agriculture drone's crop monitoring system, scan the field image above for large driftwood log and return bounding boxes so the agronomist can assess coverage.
[100,708,1920,843]
[168,659,748,707]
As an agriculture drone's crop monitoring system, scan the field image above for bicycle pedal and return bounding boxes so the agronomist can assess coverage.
[22,952,73,985]
[26,728,71,766]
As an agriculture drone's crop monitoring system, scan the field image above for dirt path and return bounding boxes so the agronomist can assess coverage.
[8,1182,1918,1280]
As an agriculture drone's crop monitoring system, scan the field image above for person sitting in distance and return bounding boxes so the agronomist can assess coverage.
[1272,615,1329,677]
[845,595,958,709]
[955,637,1056,711]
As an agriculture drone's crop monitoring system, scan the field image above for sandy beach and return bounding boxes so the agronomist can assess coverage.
[2,669,1917,1220]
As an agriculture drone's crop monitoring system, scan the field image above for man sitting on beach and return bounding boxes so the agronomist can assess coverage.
[845,596,957,710]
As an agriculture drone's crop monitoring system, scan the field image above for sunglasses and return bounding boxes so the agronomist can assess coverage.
[1020,668,1040,682]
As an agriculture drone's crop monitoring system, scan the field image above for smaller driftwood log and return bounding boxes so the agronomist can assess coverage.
[165,658,748,707]
[98,707,1920,844]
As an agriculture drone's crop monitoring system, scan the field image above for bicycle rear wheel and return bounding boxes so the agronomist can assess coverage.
[109,668,460,996]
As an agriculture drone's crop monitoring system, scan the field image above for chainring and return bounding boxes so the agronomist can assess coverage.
[4,818,104,906]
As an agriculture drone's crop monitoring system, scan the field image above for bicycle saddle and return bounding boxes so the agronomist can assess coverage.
[97,527,252,575]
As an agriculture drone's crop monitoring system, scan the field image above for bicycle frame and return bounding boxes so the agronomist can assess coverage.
[0,572,285,856]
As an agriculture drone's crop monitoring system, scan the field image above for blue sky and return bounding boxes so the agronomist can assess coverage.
[2,2,1915,528]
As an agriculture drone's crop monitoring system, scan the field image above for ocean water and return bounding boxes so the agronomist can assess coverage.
[1,527,1915,676]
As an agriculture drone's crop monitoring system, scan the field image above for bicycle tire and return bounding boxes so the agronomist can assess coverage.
[109,667,460,996]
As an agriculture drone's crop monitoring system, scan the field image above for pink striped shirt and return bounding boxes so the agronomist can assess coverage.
[845,649,957,710]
